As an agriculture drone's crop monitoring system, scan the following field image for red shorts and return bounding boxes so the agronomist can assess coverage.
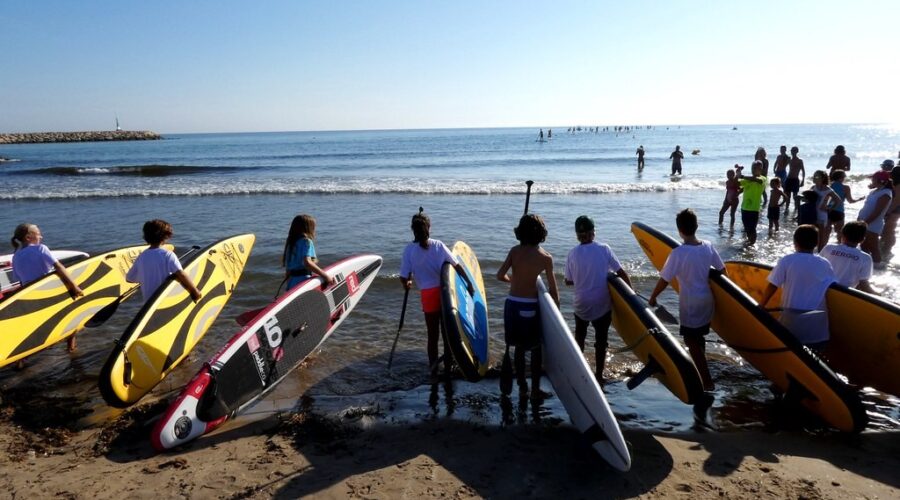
[420,287,442,314]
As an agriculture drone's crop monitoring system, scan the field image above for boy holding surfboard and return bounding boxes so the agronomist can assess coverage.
[127,219,202,304]
[760,225,837,352]
[497,213,559,400]
[648,209,724,392]
[564,215,632,382]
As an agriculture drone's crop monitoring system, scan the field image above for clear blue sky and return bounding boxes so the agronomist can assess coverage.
[2,0,897,133]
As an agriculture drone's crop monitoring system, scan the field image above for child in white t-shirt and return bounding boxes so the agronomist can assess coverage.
[819,221,876,294]
[127,220,202,304]
[761,225,837,352]
[10,223,83,354]
[564,215,631,382]
[648,209,724,391]
[399,209,473,378]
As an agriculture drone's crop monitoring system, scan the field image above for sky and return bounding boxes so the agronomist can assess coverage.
[1,1,898,133]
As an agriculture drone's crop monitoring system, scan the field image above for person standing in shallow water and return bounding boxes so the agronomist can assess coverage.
[773,145,790,185]
[737,161,767,245]
[669,145,684,175]
[826,145,851,173]
[784,146,806,213]
[636,145,645,170]
[755,147,770,177]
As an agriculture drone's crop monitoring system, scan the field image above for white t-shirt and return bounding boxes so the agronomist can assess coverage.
[659,241,725,328]
[399,239,456,290]
[857,187,892,234]
[768,252,836,311]
[126,247,184,303]
[11,244,57,285]
[565,242,623,321]
[819,244,872,288]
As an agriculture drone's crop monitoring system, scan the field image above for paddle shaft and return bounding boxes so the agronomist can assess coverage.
[387,287,410,370]
[523,180,534,215]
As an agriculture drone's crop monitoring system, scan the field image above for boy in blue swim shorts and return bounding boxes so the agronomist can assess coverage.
[497,214,559,399]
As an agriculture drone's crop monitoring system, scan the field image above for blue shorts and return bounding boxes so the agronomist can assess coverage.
[504,297,541,350]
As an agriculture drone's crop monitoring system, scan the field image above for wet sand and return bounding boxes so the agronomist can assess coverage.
[1,364,898,499]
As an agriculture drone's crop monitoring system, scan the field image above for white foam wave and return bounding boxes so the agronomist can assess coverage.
[0,178,724,200]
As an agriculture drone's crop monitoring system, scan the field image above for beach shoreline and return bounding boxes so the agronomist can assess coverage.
[1,386,897,499]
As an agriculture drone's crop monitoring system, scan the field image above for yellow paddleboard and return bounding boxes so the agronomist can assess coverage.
[725,261,900,397]
[608,274,704,404]
[631,222,867,432]
[99,234,254,407]
[0,244,164,368]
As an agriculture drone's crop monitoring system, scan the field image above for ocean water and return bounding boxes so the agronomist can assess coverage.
[1,124,898,434]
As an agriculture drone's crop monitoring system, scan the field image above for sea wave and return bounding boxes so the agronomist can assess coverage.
[10,165,244,176]
[0,178,724,200]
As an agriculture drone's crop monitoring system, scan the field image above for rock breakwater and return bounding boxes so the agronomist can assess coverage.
[0,131,161,144]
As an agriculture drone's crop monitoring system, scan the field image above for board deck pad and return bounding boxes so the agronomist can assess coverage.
[441,241,489,381]
[607,273,704,404]
[724,260,900,397]
[152,254,382,450]
[631,222,867,432]
[99,234,255,408]
[0,246,152,368]
[537,277,631,471]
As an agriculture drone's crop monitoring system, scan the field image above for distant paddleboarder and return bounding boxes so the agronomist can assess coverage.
[538,129,544,142]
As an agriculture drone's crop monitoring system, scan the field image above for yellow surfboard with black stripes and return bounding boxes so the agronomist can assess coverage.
[0,244,162,368]
[725,260,900,397]
[99,234,254,408]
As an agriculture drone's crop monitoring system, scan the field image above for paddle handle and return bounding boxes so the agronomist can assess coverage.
[523,180,534,215]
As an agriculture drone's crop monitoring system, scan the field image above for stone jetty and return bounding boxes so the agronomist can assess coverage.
[0,130,161,144]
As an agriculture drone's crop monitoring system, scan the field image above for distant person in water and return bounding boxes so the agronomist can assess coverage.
[538,129,544,141]
[880,165,900,258]
[767,177,787,237]
[636,145,645,170]
[826,145,851,173]
[755,147,769,177]
[784,146,806,213]
[773,145,790,184]
[669,145,684,175]
[737,161,767,245]
[718,167,742,227]
[547,129,552,139]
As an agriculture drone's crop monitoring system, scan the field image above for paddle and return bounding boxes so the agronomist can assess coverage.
[635,292,680,326]
[235,276,288,327]
[501,180,534,394]
[85,245,201,328]
[386,287,410,370]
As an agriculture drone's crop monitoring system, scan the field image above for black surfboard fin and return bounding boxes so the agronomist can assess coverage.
[784,373,818,404]
[626,355,662,390]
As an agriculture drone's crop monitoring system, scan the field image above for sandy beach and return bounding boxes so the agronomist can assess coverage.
[1,370,897,500]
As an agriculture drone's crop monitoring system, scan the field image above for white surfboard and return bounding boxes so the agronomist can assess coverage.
[537,277,631,471]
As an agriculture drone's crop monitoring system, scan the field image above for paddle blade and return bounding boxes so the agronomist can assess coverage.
[500,347,513,395]
[236,307,266,327]
[85,300,121,328]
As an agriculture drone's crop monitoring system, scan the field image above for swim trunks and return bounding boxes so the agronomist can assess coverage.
[503,296,541,349]
[784,177,801,194]
[767,205,780,221]
[420,287,441,314]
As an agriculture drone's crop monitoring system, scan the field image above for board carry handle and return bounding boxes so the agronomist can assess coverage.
[85,245,201,328]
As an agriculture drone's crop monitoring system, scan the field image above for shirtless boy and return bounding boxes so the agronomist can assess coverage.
[497,214,559,399]
[784,146,806,213]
